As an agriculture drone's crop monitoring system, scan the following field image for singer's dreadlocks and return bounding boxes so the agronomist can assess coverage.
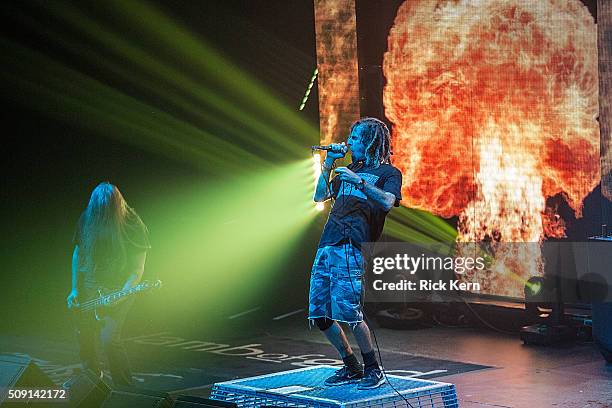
[350,117,391,168]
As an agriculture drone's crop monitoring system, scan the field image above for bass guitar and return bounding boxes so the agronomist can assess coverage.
[72,279,162,320]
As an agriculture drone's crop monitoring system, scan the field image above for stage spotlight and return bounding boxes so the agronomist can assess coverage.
[525,278,543,297]
[312,153,322,176]
[312,154,325,211]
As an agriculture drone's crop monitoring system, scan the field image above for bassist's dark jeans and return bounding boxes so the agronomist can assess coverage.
[76,298,135,387]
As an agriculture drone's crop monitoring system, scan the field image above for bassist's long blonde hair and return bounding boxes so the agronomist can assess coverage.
[80,182,143,273]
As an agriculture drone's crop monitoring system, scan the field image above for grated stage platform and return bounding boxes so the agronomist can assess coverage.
[210,365,458,408]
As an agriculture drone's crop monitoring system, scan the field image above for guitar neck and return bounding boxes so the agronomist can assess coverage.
[81,286,141,311]
[104,286,139,304]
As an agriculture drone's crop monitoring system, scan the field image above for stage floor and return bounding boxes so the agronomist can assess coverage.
[1,308,610,408]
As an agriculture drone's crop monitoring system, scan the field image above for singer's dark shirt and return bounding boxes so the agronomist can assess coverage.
[318,161,402,249]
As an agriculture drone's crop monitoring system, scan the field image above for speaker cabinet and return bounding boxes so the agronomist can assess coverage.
[592,302,612,362]
[63,369,111,408]
[101,387,172,408]
[0,354,55,407]
[173,395,237,408]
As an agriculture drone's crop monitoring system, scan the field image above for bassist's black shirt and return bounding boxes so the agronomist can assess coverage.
[72,212,150,291]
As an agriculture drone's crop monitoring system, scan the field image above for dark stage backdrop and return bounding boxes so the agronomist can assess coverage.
[0,0,321,337]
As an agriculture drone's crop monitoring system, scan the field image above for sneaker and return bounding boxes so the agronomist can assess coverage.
[324,365,363,386]
[358,367,386,389]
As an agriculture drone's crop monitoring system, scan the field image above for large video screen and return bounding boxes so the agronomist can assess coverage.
[315,0,605,299]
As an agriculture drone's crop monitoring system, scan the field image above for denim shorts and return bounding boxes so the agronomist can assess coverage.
[308,244,364,324]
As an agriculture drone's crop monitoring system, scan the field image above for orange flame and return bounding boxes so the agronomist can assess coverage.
[384,0,600,297]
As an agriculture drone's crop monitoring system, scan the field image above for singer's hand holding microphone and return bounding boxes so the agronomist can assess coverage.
[312,143,348,164]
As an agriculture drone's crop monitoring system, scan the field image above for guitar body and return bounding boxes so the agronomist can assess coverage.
[74,296,125,323]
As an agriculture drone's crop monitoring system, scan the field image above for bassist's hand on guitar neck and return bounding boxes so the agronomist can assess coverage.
[67,289,79,309]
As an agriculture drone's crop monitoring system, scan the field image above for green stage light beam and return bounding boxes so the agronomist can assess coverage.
[8,6,293,162]
[384,218,441,244]
[106,0,316,142]
[383,218,456,256]
[387,206,458,242]
[147,160,317,323]
[2,38,271,173]
[36,1,317,158]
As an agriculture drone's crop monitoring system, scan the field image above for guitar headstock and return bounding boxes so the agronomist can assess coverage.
[135,279,163,291]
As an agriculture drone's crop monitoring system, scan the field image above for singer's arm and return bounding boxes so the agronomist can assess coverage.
[334,167,396,211]
[313,156,335,202]
[361,182,396,212]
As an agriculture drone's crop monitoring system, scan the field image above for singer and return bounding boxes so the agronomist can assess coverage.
[309,117,402,389]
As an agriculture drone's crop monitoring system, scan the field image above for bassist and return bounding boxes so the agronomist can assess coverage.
[66,182,150,387]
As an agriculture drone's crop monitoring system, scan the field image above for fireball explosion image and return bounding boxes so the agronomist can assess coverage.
[383,0,600,297]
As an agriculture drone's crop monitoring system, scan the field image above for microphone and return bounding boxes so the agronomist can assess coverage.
[311,144,348,153]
